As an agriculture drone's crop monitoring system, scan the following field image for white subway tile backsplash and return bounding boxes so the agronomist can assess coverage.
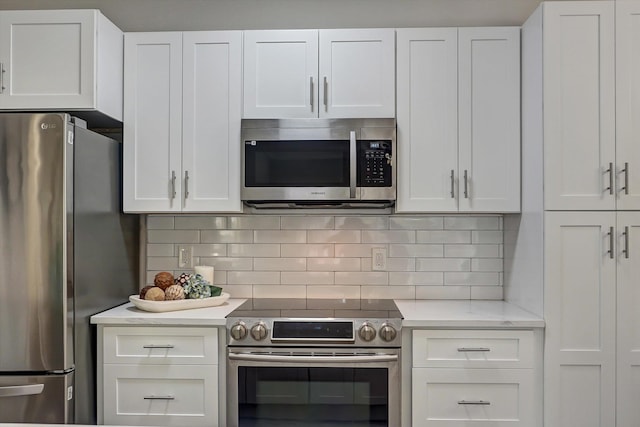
[201,230,252,243]
[145,214,504,301]
[308,230,361,243]
[281,216,334,229]
[254,258,306,271]
[362,230,416,244]
[174,216,226,230]
[389,216,443,230]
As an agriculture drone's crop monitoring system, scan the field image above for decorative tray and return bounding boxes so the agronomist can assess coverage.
[129,293,230,313]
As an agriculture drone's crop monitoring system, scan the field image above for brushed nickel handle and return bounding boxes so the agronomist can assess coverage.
[323,76,328,111]
[143,395,175,400]
[310,76,314,112]
[0,63,5,93]
[184,170,190,199]
[605,162,614,195]
[608,226,614,259]
[624,226,630,259]
[458,400,491,405]
[450,170,455,198]
[621,162,629,195]
[349,131,357,199]
[463,170,469,198]
[457,347,490,352]
[0,384,44,397]
[171,170,177,199]
[143,344,175,349]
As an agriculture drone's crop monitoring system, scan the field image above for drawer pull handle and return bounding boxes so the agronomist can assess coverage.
[458,400,491,405]
[143,345,175,349]
[457,347,490,352]
[143,395,175,400]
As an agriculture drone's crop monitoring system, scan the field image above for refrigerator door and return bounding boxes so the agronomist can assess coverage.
[0,113,73,372]
[0,372,73,423]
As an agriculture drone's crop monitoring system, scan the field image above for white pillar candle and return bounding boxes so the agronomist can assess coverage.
[194,265,214,285]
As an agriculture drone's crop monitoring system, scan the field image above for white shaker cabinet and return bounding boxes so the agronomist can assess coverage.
[0,9,123,123]
[396,27,520,213]
[123,31,242,213]
[243,28,395,119]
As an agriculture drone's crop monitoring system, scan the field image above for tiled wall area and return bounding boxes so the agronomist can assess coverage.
[145,214,504,300]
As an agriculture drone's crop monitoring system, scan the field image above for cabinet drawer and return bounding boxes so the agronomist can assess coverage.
[412,368,534,427]
[103,326,218,365]
[103,364,218,426]
[413,330,534,368]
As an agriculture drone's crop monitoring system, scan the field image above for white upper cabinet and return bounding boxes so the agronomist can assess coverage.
[123,31,242,213]
[243,28,395,118]
[0,9,123,122]
[543,2,616,210]
[396,27,520,213]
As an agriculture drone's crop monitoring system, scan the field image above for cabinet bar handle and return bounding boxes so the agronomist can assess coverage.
[463,170,469,198]
[608,226,614,259]
[605,162,614,195]
[171,170,177,199]
[450,170,455,198]
[310,76,314,112]
[624,226,630,259]
[622,162,630,195]
[184,170,190,199]
[143,395,175,400]
[323,76,328,111]
[457,347,490,352]
[458,400,491,405]
[143,344,175,349]
[0,63,4,93]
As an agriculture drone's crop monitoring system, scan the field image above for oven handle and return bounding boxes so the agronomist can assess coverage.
[228,352,398,364]
[349,130,357,199]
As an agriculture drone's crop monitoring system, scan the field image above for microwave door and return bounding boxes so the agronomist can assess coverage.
[243,139,355,201]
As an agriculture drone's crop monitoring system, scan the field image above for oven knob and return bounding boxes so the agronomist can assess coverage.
[359,322,377,342]
[230,321,247,340]
[379,323,397,342]
[250,322,269,341]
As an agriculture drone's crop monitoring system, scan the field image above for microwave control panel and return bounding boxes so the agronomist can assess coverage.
[358,140,392,187]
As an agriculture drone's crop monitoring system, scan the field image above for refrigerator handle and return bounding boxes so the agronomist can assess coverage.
[0,384,44,398]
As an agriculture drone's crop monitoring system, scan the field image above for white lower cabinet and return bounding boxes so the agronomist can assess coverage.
[411,329,540,427]
[98,326,220,427]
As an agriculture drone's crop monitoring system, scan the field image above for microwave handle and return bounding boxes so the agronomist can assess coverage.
[350,131,357,199]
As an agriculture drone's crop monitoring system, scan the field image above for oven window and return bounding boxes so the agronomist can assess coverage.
[244,140,350,187]
[238,367,388,426]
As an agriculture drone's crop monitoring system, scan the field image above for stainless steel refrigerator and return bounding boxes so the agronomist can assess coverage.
[0,113,139,423]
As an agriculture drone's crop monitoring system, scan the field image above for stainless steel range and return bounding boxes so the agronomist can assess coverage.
[226,298,402,427]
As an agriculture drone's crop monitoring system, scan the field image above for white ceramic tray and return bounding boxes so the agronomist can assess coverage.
[129,292,230,313]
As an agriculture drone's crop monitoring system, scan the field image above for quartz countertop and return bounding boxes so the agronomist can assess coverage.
[90,298,246,326]
[394,299,544,328]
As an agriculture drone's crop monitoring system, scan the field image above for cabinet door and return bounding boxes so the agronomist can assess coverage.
[543,2,615,210]
[0,10,96,110]
[182,31,242,212]
[319,29,395,118]
[123,32,183,212]
[458,27,520,212]
[243,30,318,118]
[616,2,640,210]
[544,212,616,427]
[616,211,640,427]
[396,28,458,212]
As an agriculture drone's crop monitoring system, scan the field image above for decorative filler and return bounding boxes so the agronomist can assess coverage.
[144,287,165,301]
[153,271,175,290]
[183,274,212,299]
[164,284,185,300]
[175,272,191,287]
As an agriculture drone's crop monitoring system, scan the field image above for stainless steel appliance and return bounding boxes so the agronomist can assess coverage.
[241,118,396,208]
[0,113,139,423]
[226,299,402,426]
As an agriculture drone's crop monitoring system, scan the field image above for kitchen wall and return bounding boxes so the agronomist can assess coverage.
[145,214,504,300]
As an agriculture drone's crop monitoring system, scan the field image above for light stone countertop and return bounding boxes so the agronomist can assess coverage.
[395,299,544,328]
[90,298,543,328]
[90,298,247,326]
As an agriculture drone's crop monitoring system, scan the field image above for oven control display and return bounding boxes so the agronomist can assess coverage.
[271,321,354,341]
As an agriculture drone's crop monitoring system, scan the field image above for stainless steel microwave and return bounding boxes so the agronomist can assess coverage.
[241,118,396,208]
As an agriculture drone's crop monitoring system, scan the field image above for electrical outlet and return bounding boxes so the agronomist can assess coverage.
[178,245,193,268]
[372,247,387,271]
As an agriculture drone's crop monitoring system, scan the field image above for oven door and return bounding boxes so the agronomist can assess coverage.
[227,348,400,427]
